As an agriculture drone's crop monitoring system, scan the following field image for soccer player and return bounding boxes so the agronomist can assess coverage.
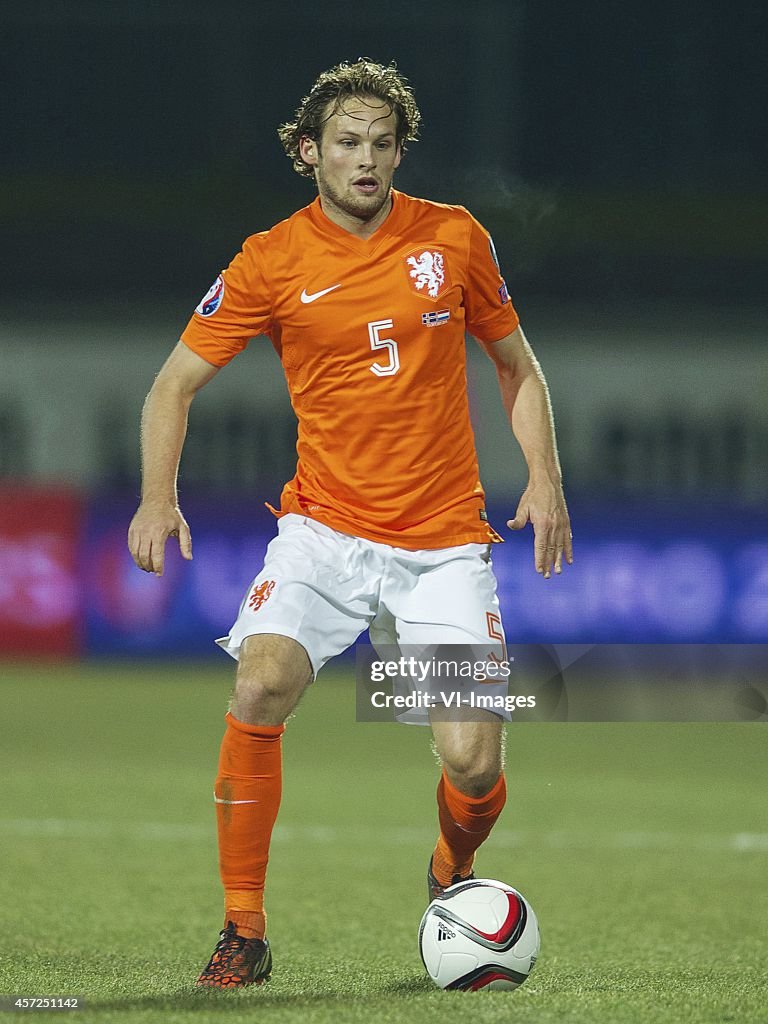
[128,59,572,988]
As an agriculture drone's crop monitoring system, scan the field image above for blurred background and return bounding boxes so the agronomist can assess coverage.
[2,0,767,659]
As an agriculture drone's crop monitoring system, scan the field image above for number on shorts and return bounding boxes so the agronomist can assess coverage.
[486,611,508,663]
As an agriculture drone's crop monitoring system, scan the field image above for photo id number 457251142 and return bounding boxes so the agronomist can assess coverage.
[0,996,83,1011]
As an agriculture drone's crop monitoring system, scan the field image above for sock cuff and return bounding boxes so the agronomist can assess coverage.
[225,888,265,913]
[441,769,506,812]
[225,711,285,739]
[223,904,266,940]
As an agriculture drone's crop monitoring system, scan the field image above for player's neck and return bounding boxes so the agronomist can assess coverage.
[318,192,394,240]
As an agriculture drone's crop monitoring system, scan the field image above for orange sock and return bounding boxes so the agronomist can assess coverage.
[215,711,284,940]
[431,770,506,887]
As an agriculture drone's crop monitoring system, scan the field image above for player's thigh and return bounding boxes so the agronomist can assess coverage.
[237,626,315,692]
[237,632,312,686]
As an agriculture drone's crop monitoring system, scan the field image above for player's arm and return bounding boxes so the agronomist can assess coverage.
[481,325,573,579]
[127,341,220,576]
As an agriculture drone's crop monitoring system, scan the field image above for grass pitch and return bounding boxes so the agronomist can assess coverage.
[0,662,766,1023]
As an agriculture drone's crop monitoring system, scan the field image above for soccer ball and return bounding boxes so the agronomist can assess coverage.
[418,879,540,991]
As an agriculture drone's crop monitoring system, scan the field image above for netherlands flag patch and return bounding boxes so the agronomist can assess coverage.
[421,309,450,327]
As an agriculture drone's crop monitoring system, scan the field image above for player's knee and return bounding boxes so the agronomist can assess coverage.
[234,670,290,706]
[233,634,312,721]
[444,756,502,798]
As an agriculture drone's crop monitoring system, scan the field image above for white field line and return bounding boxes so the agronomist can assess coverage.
[1,818,767,853]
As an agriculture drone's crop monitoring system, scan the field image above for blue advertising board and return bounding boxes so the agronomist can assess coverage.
[84,496,768,656]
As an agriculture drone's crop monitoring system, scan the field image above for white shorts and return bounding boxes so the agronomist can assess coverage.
[216,514,508,718]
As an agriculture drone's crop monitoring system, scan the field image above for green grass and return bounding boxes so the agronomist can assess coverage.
[1,663,766,1023]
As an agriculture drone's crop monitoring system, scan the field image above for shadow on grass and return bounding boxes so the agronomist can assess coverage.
[87,973,435,1013]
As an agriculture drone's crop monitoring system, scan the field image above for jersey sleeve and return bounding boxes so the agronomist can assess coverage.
[180,234,273,367]
[462,211,520,343]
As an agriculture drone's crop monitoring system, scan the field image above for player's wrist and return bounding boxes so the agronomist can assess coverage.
[139,494,180,512]
[527,462,563,489]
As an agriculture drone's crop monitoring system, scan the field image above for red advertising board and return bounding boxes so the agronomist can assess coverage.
[0,487,82,657]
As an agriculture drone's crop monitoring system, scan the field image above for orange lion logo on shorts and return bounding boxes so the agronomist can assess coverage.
[248,580,275,611]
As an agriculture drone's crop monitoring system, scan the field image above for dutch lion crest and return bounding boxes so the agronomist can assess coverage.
[406,250,446,299]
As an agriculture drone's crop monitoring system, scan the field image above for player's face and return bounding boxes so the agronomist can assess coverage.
[300,96,402,223]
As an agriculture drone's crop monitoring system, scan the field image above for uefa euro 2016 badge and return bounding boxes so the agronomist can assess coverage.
[196,275,225,317]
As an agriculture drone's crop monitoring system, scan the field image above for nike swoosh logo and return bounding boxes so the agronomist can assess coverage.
[213,795,259,805]
[301,284,341,304]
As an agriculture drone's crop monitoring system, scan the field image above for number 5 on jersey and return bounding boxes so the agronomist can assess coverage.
[368,319,399,377]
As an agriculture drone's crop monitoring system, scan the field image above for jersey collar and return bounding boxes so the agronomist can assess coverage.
[309,189,406,255]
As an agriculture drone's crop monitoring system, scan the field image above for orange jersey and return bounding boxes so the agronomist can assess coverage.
[181,190,519,549]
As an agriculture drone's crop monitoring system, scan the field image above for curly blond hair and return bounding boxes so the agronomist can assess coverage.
[278,58,421,178]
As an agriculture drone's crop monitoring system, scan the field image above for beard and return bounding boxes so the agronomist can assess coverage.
[316,166,392,222]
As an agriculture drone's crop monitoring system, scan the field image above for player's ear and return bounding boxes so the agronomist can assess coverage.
[299,135,319,167]
[393,143,402,170]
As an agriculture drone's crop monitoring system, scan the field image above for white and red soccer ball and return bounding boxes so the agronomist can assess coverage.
[419,879,540,991]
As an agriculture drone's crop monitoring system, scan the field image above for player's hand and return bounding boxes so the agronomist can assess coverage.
[127,501,193,576]
[507,481,573,580]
